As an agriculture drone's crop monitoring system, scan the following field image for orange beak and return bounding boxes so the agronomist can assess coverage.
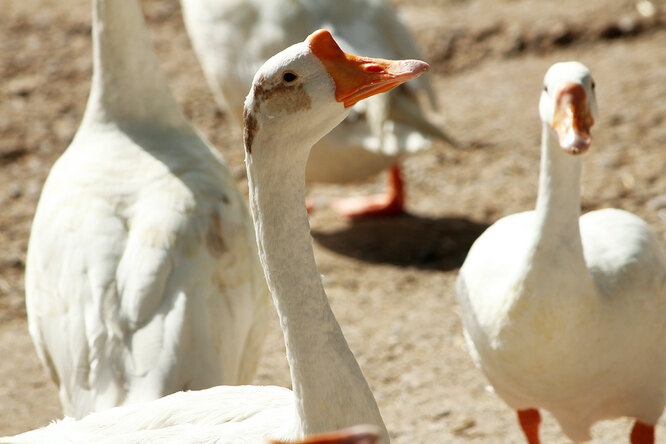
[551,83,594,154]
[269,425,380,444]
[307,29,430,108]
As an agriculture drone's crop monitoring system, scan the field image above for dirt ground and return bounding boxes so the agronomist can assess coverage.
[1,0,665,442]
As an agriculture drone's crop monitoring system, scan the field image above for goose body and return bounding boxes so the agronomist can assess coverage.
[24,0,269,418]
[456,62,666,443]
[3,29,429,444]
[1,387,376,444]
[180,0,451,217]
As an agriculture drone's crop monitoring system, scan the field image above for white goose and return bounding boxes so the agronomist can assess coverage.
[456,61,666,444]
[24,0,269,418]
[180,0,454,218]
[3,29,429,444]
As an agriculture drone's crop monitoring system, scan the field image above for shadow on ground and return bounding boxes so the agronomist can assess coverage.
[312,213,489,271]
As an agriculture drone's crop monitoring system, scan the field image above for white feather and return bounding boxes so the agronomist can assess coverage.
[24,0,270,419]
[456,62,666,441]
[180,0,450,183]
[4,27,419,444]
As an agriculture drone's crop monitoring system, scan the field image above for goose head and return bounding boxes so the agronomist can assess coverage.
[243,29,429,154]
[539,61,597,155]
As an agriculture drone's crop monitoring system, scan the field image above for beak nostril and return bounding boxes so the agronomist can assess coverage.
[363,64,384,73]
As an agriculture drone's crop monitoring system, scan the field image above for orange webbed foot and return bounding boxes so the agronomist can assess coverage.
[331,164,405,219]
[517,409,541,444]
[631,421,655,444]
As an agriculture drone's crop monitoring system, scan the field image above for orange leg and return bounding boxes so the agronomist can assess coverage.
[630,421,654,444]
[517,409,541,444]
[306,199,315,214]
[331,164,405,219]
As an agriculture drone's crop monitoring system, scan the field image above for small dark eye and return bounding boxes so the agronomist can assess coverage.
[591,80,596,90]
[283,72,298,83]
[543,85,548,93]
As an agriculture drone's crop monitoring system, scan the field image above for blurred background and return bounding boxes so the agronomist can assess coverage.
[1,0,665,442]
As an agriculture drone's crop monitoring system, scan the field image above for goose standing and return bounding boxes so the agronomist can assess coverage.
[180,0,454,218]
[24,0,270,418]
[2,29,429,444]
[456,62,666,444]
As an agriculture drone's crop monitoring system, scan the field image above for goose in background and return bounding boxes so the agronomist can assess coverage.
[24,0,269,419]
[3,29,429,444]
[456,61,666,444]
[180,0,456,218]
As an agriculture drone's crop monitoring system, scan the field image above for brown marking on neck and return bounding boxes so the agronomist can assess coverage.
[243,105,257,154]
[259,82,312,115]
[206,211,227,258]
[244,79,312,154]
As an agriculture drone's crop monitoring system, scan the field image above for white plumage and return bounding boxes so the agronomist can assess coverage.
[4,28,429,444]
[456,62,666,443]
[24,0,269,419]
[180,0,453,217]
[1,387,377,443]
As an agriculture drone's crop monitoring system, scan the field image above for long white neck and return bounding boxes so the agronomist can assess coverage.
[82,0,187,128]
[534,124,583,244]
[527,123,590,278]
[245,128,389,442]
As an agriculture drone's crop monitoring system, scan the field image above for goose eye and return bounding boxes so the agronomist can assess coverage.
[282,72,298,83]
[591,80,596,90]
[543,85,548,93]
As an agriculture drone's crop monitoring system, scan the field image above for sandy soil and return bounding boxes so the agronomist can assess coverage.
[1,0,665,442]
